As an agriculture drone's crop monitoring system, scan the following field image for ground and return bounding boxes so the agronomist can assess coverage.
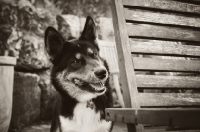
[20,122,200,132]
[21,122,127,132]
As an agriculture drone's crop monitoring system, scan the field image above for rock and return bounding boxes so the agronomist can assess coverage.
[56,15,72,40]
[37,69,56,120]
[80,17,115,41]
[10,72,41,131]
[62,0,111,18]
[98,17,115,41]
[80,17,86,32]
[15,33,51,71]
[62,15,81,38]
[0,24,12,56]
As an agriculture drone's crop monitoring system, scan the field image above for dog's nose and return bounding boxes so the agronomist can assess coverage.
[94,69,107,79]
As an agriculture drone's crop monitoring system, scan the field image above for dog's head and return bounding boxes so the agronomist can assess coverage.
[45,16,109,102]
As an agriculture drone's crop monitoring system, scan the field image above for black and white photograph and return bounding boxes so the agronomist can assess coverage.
[0,0,200,132]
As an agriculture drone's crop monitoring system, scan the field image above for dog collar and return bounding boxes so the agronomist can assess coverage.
[86,100,94,109]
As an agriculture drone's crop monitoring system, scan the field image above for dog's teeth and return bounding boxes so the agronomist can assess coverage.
[99,82,105,87]
[100,82,105,86]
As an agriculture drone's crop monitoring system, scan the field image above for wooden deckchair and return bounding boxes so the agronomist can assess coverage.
[105,0,200,131]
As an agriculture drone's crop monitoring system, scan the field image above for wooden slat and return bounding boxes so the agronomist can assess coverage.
[0,56,16,66]
[99,41,119,73]
[130,39,200,57]
[123,0,200,14]
[133,57,200,72]
[106,108,200,127]
[139,93,200,107]
[127,24,200,42]
[125,8,200,27]
[145,127,200,132]
[111,0,140,108]
[136,75,200,89]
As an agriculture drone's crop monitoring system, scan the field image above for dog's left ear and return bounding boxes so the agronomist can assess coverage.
[80,16,96,41]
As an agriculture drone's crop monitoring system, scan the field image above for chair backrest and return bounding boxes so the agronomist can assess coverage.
[111,0,200,109]
[98,41,119,74]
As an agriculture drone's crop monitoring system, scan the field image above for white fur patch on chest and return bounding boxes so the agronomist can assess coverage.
[59,102,111,132]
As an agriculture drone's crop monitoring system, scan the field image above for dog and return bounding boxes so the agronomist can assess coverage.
[44,16,113,132]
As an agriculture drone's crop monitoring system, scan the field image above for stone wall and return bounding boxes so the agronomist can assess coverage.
[38,70,56,120]
[10,72,41,131]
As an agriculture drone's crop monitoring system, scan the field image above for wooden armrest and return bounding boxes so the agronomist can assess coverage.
[105,108,200,127]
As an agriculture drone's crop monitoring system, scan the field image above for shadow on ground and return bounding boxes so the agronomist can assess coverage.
[20,122,127,132]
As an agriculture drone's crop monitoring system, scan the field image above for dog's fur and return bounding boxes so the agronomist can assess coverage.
[44,16,113,132]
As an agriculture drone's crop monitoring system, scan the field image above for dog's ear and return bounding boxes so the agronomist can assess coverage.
[45,26,65,61]
[80,16,96,41]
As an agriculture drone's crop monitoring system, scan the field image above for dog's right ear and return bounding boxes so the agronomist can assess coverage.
[45,26,65,61]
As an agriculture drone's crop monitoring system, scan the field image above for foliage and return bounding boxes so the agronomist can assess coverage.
[0,0,67,55]
[0,0,66,70]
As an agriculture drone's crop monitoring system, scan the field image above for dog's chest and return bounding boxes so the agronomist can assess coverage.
[59,102,111,132]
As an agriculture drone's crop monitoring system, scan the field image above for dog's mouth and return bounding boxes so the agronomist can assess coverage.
[73,78,106,93]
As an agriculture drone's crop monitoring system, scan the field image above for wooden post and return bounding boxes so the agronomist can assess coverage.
[112,72,124,108]
[0,56,16,132]
[110,0,143,131]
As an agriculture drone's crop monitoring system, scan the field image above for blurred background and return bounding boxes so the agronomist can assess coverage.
[0,0,124,131]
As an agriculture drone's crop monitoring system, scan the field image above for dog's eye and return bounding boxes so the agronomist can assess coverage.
[93,52,97,56]
[71,58,80,64]
[70,58,82,68]
[91,52,98,58]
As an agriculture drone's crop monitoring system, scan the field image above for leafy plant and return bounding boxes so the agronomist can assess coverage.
[0,0,67,70]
